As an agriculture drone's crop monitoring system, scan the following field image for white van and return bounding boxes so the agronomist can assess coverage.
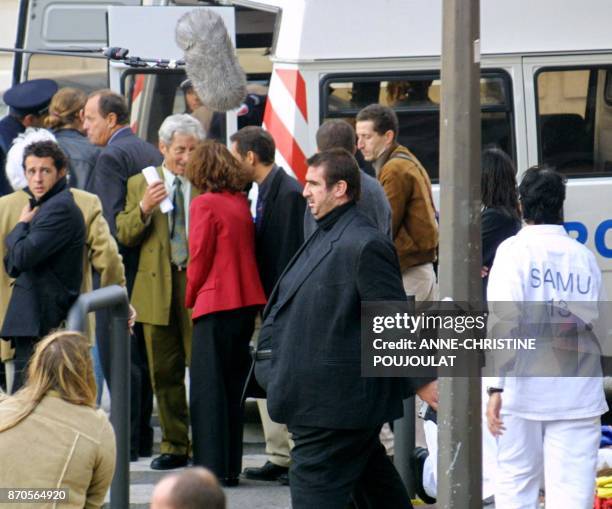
[11,0,612,290]
[232,0,612,292]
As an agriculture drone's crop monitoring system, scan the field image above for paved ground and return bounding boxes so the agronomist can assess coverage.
[101,397,291,508]
[99,391,475,508]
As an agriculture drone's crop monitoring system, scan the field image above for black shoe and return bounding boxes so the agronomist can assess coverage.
[278,472,289,485]
[412,447,436,504]
[150,454,189,470]
[130,452,139,462]
[243,461,289,481]
[221,477,239,487]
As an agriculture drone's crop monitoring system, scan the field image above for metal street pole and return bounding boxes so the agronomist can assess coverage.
[66,286,130,509]
[437,0,482,507]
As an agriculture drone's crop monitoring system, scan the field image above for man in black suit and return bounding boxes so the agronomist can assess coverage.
[230,126,305,483]
[254,149,438,508]
[230,126,305,296]
[0,140,85,390]
[83,89,162,461]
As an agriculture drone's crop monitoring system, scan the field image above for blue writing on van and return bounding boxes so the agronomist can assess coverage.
[565,220,612,258]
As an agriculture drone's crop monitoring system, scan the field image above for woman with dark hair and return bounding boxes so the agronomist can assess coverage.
[481,147,522,295]
[185,140,266,486]
[0,331,116,508]
[480,148,521,503]
[45,87,100,189]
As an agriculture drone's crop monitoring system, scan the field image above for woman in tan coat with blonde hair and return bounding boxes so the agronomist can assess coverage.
[0,331,116,508]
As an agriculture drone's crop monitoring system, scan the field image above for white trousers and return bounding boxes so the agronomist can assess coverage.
[495,414,600,509]
[422,420,438,498]
[421,398,498,500]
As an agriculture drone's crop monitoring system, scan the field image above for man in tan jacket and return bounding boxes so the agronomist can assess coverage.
[116,114,205,470]
[356,103,439,301]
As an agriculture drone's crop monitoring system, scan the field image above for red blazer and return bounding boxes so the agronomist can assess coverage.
[186,191,266,319]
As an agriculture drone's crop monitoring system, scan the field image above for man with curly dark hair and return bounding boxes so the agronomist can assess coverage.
[0,140,85,391]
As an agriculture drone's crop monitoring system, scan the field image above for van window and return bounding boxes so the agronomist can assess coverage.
[26,55,108,93]
[121,69,226,145]
[121,69,268,145]
[536,67,612,177]
[122,70,187,145]
[321,72,514,181]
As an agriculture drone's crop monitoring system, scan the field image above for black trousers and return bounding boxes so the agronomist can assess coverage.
[288,425,412,509]
[93,271,153,457]
[12,337,37,393]
[190,307,257,479]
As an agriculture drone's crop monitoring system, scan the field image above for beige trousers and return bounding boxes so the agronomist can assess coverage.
[256,398,293,468]
[401,262,439,302]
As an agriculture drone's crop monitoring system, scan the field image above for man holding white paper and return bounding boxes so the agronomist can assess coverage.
[116,114,205,470]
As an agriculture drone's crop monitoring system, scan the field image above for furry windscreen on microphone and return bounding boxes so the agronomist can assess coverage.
[176,9,247,112]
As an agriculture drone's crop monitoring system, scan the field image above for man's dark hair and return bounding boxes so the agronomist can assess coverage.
[306,148,361,201]
[519,165,566,225]
[22,140,67,172]
[355,103,399,140]
[169,469,226,509]
[89,89,130,125]
[316,119,356,153]
[229,126,275,165]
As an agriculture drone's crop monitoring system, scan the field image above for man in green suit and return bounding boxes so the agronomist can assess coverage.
[116,114,205,470]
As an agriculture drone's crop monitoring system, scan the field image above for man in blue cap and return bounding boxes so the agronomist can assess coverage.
[0,79,58,196]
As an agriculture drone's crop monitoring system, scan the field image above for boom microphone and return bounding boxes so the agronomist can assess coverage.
[103,47,129,60]
[175,9,247,112]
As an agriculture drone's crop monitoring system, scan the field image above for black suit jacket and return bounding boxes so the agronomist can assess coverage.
[255,205,416,430]
[88,128,162,292]
[481,207,521,270]
[1,179,85,338]
[256,168,305,297]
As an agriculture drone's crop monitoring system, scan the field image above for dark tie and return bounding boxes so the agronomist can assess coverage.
[255,193,264,232]
[170,179,188,266]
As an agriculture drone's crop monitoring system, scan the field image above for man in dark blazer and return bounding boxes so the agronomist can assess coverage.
[83,89,162,461]
[254,148,438,508]
[0,140,85,390]
[230,126,305,482]
[230,126,305,296]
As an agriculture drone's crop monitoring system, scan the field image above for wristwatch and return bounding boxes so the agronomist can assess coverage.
[487,387,503,396]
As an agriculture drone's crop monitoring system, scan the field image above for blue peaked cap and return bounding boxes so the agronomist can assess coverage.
[3,79,58,117]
